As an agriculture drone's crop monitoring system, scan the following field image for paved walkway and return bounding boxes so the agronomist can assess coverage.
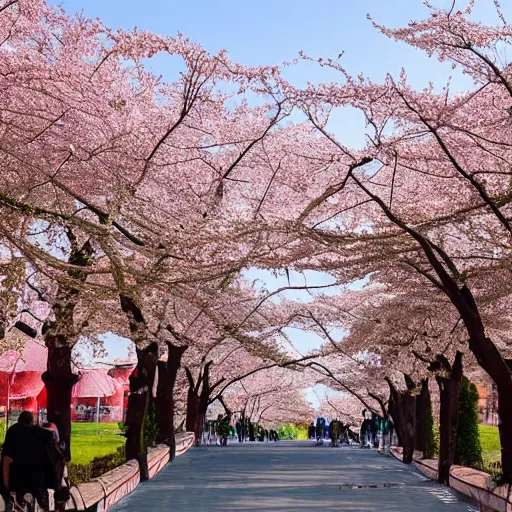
[112,441,478,511]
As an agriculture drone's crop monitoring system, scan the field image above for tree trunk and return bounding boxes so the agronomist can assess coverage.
[156,342,187,460]
[415,379,430,454]
[185,379,200,445]
[42,344,79,461]
[125,343,158,481]
[497,382,512,482]
[437,351,463,484]
[185,362,222,446]
[388,398,402,447]
[40,236,92,462]
[401,393,416,464]
[195,407,206,445]
[196,364,211,444]
[386,378,416,464]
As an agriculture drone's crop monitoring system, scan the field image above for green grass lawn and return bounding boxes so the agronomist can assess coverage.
[70,422,125,465]
[479,424,501,467]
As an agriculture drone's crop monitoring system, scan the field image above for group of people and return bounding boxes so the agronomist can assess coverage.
[359,410,394,450]
[234,417,279,443]
[1,411,69,511]
[308,411,395,449]
[308,417,359,447]
[201,413,280,447]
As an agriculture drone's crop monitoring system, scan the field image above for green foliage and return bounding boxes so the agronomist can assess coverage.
[143,401,158,450]
[432,423,440,458]
[455,378,483,468]
[423,397,437,459]
[277,424,307,440]
[68,445,126,485]
[478,424,501,473]
[68,423,126,485]
[117,421,127,436]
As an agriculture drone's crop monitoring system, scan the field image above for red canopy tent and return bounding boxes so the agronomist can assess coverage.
[71,369,124,422]
[108,361,136,421]
[0,336,47,419]
[0,335,127,423]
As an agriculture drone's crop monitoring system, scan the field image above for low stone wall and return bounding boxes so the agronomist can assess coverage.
[147,445,170,480]
[449,466,511,512]
[65,432,195,511]
[176,432,195,456]
[0,432,195,512]
[396,448,512,512]
[388,446,423,462]
[413,458,438,481]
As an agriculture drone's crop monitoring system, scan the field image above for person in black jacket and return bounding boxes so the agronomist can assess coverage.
[2,411,60,511]
[42,422,69,510]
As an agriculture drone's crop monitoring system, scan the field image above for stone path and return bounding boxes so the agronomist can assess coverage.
[112,441,478,511]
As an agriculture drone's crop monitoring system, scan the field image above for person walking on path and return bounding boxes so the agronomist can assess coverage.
[2,411,61,511]
[41,422,69,511]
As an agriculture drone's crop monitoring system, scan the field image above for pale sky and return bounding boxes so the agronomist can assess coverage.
[50,0,511,150]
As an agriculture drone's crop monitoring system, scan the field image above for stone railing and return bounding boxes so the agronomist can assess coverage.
[389,446,512,512]
[0,432,195,512]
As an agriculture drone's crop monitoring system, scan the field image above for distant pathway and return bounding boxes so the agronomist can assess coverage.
[112,441,478,512]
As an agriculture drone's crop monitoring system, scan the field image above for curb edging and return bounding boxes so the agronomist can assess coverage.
[390,446,512,512]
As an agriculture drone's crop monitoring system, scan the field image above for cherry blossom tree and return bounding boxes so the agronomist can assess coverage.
[232,2,512,481]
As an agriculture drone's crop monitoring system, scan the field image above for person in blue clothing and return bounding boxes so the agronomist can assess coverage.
[315,417,326,444]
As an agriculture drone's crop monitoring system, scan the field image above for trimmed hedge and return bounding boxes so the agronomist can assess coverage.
[68,445,127,485]
[423,394,437,459]
[456,378,482,468]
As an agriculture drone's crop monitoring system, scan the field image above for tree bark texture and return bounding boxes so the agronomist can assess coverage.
[41,236,92,461]
[42,345,79,461]
[415,379,430,454]
[125,343,158,481]
[156,342,188,461]
[185,362,224,446]
[386,377,416,464]
[436,351,463,485]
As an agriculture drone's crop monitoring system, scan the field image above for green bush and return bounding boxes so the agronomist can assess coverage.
[456,378,482,468]
[68,445,127,485]
[430,423,440,458]
[143,401,158,449]
[424,396,437,459]
[277,424,307,440]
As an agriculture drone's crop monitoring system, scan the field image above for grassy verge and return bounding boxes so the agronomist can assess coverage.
[478,424,500,468]
[68,422,126,484]
[70,422,125,465]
